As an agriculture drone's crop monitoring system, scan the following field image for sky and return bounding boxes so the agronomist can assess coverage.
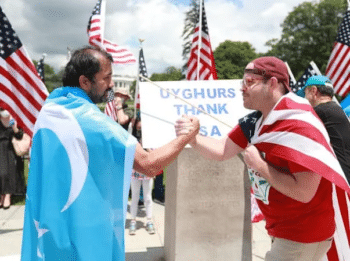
[2,0,312,78]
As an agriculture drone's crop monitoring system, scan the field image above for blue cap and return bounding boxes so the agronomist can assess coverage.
[296,75,333,97]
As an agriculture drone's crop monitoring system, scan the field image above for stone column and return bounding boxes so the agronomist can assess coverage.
[164,148,251,261]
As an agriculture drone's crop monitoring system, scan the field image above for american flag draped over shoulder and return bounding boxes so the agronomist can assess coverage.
[0,7,48,137]
[186,0,217,80]
[134,47,148,110]
[87,0,136,65]
[326,7,350,98]
[240,93,350,259]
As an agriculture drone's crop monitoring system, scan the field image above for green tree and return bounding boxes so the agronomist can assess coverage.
[33,61,63,93]
[214,41,258,79]
[182,0,199,71]
[129,80,137,99]
[265,0,347,79]
[150,66,185,81]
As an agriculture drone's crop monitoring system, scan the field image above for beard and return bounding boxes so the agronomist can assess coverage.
[88,86,114,104]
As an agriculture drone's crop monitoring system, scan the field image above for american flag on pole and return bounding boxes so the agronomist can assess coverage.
[36,55,45,83]
[104,100,117,121]
[240,93,350,259]
[325,7,350,98]
[291,61,321,93]
[186,0,217,80]
[134,47,148,111]
[87,0,136,65]
[0,7,48,137]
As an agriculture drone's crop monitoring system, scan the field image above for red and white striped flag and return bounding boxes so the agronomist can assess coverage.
[0,7,48,137]
[186,0,217,80]
[325,7,350,98]
[87,0,136,65]
[104,99,117,121]
[246,93,350,259]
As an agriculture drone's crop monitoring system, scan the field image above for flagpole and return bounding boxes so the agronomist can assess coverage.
[310,61,322,75]
[67,47,72,61]
[196,0,203,81]
[100,0,106,44]
[134,39,144,119]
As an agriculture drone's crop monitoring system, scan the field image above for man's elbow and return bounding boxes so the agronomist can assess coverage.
[141,167,162,177]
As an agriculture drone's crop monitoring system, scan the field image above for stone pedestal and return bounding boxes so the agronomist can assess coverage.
[164,148,251,261]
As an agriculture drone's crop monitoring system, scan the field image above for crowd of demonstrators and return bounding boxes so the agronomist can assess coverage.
[297,75,350,184]
[21,46,199,260]
[175,56,349,260]
[129,114,155,235]
[0,108,26,210]
[114,88,133,131]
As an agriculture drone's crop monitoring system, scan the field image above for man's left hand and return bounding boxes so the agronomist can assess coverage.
[243,145,265,172]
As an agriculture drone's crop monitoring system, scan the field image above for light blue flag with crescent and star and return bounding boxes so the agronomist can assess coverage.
[21,87,137,261]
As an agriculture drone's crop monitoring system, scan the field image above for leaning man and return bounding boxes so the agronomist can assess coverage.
[21,46,199,260]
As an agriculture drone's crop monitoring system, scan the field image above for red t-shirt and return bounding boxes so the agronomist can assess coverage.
[229,125,335,243]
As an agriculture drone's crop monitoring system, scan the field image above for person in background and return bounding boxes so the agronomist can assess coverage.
[129,115,155,235]
[0,108,26,210]
[297,75,350,184]
[153,169,165,204]
[114,88,133,131]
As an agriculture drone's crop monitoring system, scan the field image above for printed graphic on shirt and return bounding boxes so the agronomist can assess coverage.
[248,168,271,204]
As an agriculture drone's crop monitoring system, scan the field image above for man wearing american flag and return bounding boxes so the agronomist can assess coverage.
[176,56,350,260]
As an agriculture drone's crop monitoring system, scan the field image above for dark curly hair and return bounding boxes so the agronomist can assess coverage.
[62,46,113,87]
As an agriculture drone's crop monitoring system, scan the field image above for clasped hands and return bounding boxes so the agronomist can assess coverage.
[174,115,200,142]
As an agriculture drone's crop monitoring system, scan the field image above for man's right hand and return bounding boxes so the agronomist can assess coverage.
[175,115,199,144]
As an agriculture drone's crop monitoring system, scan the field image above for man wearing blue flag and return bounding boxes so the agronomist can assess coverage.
[21,46,199,261]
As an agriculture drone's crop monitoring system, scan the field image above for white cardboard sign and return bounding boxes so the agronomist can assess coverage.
[139,79,251,148]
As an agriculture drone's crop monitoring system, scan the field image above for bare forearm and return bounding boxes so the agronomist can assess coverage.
[116,109,129,125]
[133,135,191,177]
[191,135,242,161]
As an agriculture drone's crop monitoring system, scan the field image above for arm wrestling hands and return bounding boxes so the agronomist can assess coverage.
[133,115,200,177]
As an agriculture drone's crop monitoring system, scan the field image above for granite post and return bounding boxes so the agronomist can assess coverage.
[164,148,251,261]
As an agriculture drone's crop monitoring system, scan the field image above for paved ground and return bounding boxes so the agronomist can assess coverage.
[0,202,270,260]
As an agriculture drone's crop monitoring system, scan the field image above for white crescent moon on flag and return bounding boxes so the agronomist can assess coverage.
[33,103,89,213]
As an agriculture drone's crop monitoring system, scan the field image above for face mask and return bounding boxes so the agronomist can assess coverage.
[0,110,10,118]
[121,98,125,104]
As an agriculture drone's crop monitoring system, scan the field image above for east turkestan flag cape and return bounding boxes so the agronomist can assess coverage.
[21,87,137,260]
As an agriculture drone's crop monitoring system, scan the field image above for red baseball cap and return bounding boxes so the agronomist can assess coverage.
[245,56,290,92]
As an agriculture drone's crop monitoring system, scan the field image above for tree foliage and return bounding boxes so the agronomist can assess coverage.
[214,41,258,79]
[265,0,347,80]
[181,0,199,71]
[150,66,184,81]
[129,80,137,100]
